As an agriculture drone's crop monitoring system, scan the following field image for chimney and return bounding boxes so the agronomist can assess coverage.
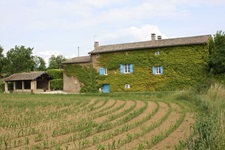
[94,41,99,49]
[157,35,162,40]
[151,33,156,41]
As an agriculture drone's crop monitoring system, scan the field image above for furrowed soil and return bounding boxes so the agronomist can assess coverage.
[0,93,195,150]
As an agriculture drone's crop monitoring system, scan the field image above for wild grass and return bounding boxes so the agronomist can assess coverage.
[175,83,225,150]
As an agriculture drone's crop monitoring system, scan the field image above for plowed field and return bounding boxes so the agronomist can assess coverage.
[0,93,195,150]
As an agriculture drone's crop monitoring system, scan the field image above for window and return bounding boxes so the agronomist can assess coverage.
[120,64,133,74]
[124,64,130,73]
[99,68,108,75]
[152,66,163,75]
[125,84,130,89]
[155,51,160,55]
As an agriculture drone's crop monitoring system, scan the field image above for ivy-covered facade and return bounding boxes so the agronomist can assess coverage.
[63,34,211,93]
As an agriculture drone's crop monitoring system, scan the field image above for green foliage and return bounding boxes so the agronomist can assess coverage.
[32,56,46,71]
[50,79,63,90]
[0,80,4,92]
[0,45,4,73]
[211,73,225,85]
[64,64,98,93]
[176,83,225,149]
[47,69,63,79]
[97,45,209,92]
[48,55,66,69]
[47,69,63,90]
[209,31,225,74]
[2,45,34,75]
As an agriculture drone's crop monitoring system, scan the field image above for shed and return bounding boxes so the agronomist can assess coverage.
[3,71,52,93]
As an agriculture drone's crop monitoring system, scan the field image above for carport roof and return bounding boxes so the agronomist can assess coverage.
[3,71,48,82]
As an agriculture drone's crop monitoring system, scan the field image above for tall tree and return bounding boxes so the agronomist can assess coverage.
[48,54,66,69]
[32,56,46,71]
[209,31,225,74]
[2,45,34,75]
[0,45,4,74]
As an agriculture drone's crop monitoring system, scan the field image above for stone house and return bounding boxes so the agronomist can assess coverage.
[3,71,52,93]
[63,34,211,93]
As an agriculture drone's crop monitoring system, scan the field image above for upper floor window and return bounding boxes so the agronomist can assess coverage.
[152,66,163,75]
[99,68,108,75]
[120,64,133,74]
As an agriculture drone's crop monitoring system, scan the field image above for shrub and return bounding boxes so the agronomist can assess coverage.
[0,81,4,92]
[50,79,63,90]
[47,69,63,79]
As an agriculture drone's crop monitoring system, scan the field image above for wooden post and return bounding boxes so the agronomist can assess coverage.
[5,82,9,93]
[13,82,16,91]
[48,81,50,91]
[22,81,24,91]
[31,81,37,92]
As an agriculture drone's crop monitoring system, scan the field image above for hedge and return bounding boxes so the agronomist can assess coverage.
[50,79,63,90]
[47,69,63,79]
[0,81,4,92]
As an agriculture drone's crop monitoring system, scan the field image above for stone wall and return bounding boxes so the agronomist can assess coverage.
[91,54,100,71]
[63,73,81,93]
[63,62,91,93]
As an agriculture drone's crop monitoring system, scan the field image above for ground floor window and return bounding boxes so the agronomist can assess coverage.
[125,84,131,89]
[100,68,108,75]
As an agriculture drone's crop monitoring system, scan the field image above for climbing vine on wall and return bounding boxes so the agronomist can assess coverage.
[64,64,99,93]
[97,45,209,92]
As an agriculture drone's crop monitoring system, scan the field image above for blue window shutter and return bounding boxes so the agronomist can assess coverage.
[152,66,156,74]
[160,66,163,74]
[100,68,104,75]
[120,64,124,74]
[130,64,133,73]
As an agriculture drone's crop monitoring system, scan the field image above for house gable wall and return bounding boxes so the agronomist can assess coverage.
[63,62,93,93]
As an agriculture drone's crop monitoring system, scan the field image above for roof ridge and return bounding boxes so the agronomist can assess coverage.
[88,34,211,54]
[98,34,211,48]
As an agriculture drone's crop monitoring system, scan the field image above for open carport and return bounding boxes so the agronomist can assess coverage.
[3,71,52,93]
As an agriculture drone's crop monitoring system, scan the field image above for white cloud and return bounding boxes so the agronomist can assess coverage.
[98,25,166,45]
[0,0,224,60]
[34,50,60,66]
[80,0,129,7]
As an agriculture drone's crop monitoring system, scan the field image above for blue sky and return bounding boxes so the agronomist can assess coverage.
[0,0,225,63]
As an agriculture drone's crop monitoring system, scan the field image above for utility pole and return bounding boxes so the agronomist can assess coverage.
[78,46,80,57]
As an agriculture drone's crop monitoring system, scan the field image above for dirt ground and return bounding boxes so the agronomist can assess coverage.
[0,98,195,150]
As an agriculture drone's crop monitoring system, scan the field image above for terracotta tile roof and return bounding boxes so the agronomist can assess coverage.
[62,56,91,64]
[3,71,47,82]
[89,35,211,54]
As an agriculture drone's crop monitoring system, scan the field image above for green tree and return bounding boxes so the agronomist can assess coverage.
[2,45,34,75]
[32,56,46,71]
[209,31,225,74]
[0,45,4,74]
[48,54,66,69]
